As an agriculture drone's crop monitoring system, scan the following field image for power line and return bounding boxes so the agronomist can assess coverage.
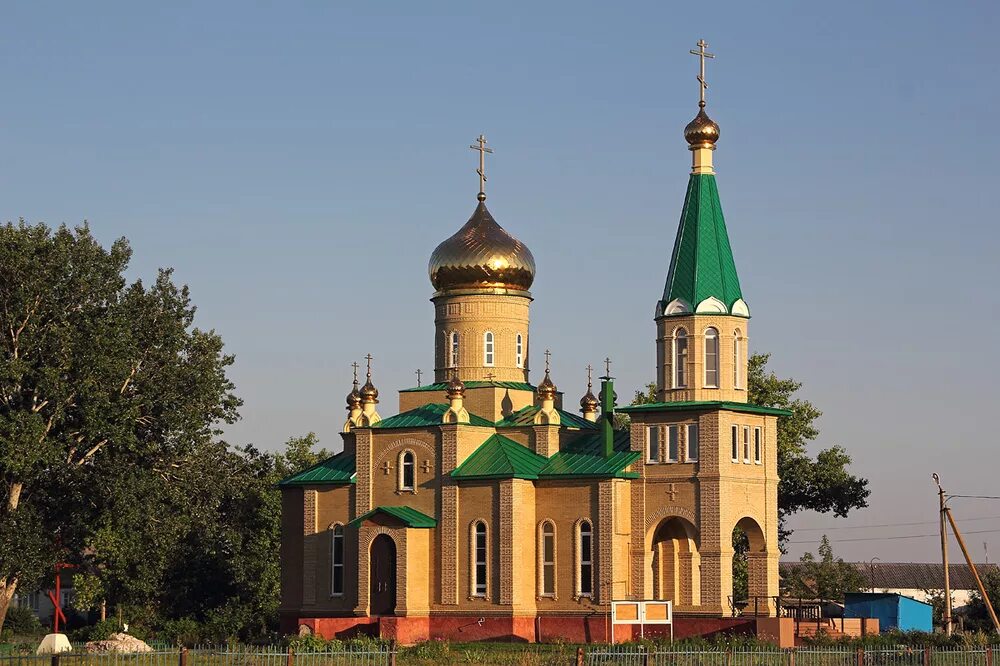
[950,495,1000,501]
[787,527,1000,545]
[792,515,1000,532]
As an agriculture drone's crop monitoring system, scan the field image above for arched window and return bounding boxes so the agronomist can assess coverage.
[734,329,743,389]
[484,331,495,366]
[672,328,688,388]
[577,520,593,597]
[539,521,556,597]
[704,327,719,387]
[450,332,460,368]
[399,450,415,491]
[516,333,523,368]
[330,524,344,596]
[472,521,488,597]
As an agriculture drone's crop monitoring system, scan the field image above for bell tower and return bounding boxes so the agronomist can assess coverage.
[655,40,750,404]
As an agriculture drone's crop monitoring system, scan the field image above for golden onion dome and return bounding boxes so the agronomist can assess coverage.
[429,202,535,292]
[360,379,378,402]
[537,369,557,400]
[684,105,720,148]
[445,374,466,399]
[580,389,599,411]
[346,381,362,408]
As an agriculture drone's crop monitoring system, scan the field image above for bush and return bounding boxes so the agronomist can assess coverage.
[3,606,44,637]
[158,618,203,647]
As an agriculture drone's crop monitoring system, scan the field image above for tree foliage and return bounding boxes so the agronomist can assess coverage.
[786,535,865,601]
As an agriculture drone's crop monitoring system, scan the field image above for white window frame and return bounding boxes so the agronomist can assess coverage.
[754,427,762,464]
[576,519,593,599]
[734,329,743,390]
[704,327,720,388]
[330,523,345,597]
[672,328,688,388]
[539,520,557,598]
[484,331,495,366]
[743,426,751,463]
[667,425,679,462]
[731,424,740,462]
[685,423,699,462]
[516,333,524,368]
[399,450,416,491]
[647,426,660,463]
[450,331,460,368]
[471,520,488,598]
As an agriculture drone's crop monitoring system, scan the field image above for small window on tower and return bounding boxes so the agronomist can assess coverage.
[743,426,751,463]
[484,331,495,366]
[400,450,415,490]
[647,426,660,463]
[704,327,719,387]
[754,427,762,464]
[732,425,740,462]
[686,424,699,462]
[450,332,460,368]
[516,333,523,368]
[667,425,679,462]
[734,330,743,389]
[673,328,689,388]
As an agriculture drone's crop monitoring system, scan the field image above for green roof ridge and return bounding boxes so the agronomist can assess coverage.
[451,434,548,480]
[538,430,639,479]
[660,174,744,313]
[495,405,599,430]
[348,505,437,528]
[617,400,792,417]
[372,402,494,429]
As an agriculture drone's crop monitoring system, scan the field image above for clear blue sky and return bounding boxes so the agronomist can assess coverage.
[2,1,998,562]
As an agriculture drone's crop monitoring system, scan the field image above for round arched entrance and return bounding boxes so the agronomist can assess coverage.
[649,516,700,607]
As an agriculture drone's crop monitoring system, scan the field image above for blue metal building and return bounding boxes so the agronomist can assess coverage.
[843,592,933,633]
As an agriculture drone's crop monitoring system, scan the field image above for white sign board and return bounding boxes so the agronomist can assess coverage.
[611,600,673,642]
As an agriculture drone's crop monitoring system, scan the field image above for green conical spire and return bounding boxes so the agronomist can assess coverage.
[657,173,746,317]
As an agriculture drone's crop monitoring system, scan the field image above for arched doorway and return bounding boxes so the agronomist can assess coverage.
[733,517,767,615]
[650,517,700,607]
[370,534,397,615]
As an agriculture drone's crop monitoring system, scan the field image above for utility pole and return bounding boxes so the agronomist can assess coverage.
[933,473,953,636]
[945,506,1000,633]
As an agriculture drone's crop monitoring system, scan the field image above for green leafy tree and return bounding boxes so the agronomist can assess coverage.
[0,221,240,633]
[274,432,331,479]
[786,535,865,601]
[965,568,1000,633]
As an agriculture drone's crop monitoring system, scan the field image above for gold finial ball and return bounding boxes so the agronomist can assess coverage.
[684,107,720,148]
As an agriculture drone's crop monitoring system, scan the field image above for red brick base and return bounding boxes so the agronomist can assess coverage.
[287,614,757,645]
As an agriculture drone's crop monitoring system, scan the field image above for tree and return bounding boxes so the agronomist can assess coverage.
[747,353,870,542]
[786,535,865,601]
[628,353,870,546]
[274,432,331,479]
[965,568,1000,633]
[0,221,240,633]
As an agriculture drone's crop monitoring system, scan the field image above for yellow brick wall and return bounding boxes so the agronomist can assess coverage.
[432,292,532,383]
[656,314,749,403]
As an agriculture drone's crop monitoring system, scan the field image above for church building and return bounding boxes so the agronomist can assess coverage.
[279,42,789,643]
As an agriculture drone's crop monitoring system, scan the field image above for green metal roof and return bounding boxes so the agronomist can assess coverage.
[400,381,540,393]
[371,402,494,429]
[538,430,640,479]
[348,505,437,528]
[451,434,549,480]
[278,451,356,486]
[660,174,744,314]
[495,405,598,430]
[618,400,792,417]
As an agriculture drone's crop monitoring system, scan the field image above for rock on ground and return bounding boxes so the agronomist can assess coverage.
[85,633,153,653]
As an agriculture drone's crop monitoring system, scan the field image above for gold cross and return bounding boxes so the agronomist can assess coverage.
[586,364,593,390]
[365,353,374,381]
[544,349,552,372]
[351,361,360,389]
[485,371,495,382]
[415,369,422,387]
[666,483,677,501]
[469,134,494,202]
[421,460,432,473]
[604,357,612,378]
[381,460,392,475]
[689,39,715,107]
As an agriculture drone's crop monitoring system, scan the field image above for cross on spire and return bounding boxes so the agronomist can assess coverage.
[586,364,593,389]
[365,353,373,380]
[351,361,360,386]
[469,134,494,202]
[602,357,613,379]
[415,369,423,387]
[689,38,715,107]
[544,349,552,373]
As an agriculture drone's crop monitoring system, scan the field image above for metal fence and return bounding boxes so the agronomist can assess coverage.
[587,646,1000,666]
[0,647,396,666]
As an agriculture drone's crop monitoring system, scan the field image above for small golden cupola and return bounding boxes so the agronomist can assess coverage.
[357,354,381,427]
[443,371,470,424]
[343,361,363,432]
[427,135,535,385]
[579,364,600,422]
[533,350,560,426]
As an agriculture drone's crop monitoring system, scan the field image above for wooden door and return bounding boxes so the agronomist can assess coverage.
[369,534,396,615]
